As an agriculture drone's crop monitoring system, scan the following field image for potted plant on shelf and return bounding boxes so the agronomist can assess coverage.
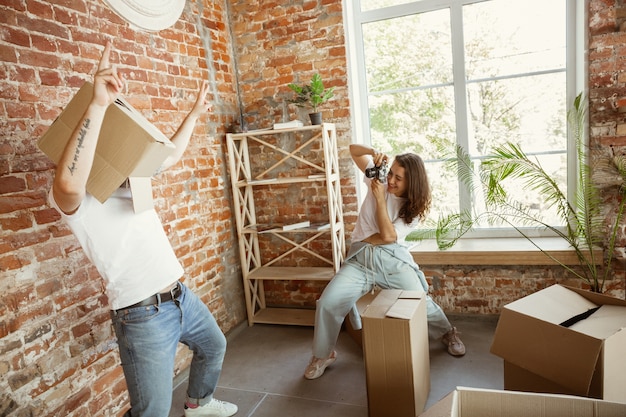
[408,94,626,293]
[288,73,335,125]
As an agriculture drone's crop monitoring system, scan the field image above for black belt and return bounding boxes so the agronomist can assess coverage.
[120,282,181,310]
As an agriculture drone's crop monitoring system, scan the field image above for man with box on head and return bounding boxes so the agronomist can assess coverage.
[47,42,237,417]
[304,144,465,380]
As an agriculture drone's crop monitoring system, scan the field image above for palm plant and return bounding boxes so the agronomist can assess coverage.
[409,94,626,293]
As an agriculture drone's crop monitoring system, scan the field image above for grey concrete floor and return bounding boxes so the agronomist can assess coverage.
[169,314,503,417]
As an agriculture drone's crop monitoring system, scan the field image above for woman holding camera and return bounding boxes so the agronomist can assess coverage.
[304,144,465,380]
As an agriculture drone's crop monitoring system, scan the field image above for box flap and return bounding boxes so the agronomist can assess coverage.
[565,285,626,308]
[38,83,93,164]
[600,327,626,402]
[386,290,425,319]
[370,289,403,306]
[113,96,171,145]
[568,305,626,339]
[362,290,425,320]
[399,290,425,300]
[490,285,603,396]
[362,289,402,319]
[386,299,421,320]
[505,284,598,325]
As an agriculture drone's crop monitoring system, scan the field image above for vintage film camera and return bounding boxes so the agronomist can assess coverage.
[365,159,389,183]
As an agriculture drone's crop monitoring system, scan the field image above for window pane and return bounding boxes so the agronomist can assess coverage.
[369,87,457,158]
[466,73,567,156]
[464,0,566,79]
[363,9,452,92]
[425,160,461,224]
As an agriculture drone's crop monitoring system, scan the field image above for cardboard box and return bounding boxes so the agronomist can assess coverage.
[419,386,626,417]
[38,82,175,212]
[490,284,626,403]
[362,289,430,417]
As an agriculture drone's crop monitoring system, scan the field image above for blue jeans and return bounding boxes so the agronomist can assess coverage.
[312,243,452,358]
[111,282,226,417]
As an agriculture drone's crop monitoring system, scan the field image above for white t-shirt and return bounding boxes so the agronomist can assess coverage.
[351,166,419,245]
[49,187,184,310]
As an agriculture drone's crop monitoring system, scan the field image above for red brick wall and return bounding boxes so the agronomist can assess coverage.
[578,0,626,298]
[421,263,625,315]
[0,1,243,416]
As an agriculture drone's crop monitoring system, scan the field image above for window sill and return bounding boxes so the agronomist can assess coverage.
[410,237,603,266]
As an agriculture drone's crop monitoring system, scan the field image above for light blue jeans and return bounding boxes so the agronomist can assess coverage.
[112,282,226,417]
[312,242,452,358]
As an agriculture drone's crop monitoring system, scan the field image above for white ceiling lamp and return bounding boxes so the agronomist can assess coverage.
[103,0,186,31]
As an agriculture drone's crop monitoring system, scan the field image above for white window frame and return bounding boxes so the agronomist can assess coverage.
[343,0,588,239]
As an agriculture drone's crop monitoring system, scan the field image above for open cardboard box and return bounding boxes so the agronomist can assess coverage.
[362,289,430,417]
[38,82,175,212]
[490,284,626,403]
[419,386,626,417]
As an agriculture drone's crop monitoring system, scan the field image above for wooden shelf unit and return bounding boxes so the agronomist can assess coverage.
[226,123,345,326]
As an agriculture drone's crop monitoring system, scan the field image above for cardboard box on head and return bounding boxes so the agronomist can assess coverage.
[38,82,176,213]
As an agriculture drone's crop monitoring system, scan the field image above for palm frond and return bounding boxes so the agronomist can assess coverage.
[407,210,475,250]
[483,142,570,215]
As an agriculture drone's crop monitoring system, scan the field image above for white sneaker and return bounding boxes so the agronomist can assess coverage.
[184,398,238,417]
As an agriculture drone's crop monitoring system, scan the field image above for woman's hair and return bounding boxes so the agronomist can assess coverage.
[394,153,431,224]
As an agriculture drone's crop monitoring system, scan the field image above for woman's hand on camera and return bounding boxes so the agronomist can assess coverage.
[373,150,387,167]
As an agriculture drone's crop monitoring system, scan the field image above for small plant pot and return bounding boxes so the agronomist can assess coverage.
[309,112,322,125]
